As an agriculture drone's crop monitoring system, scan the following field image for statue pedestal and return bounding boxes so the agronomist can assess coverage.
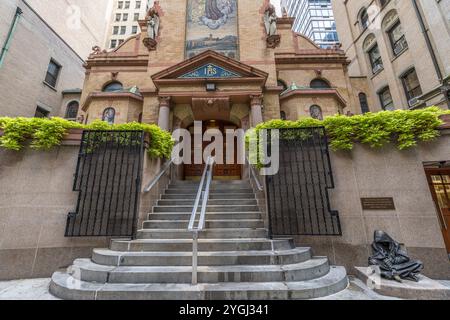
[354,266,450,300]
[143,37,158,51]
[266,35,281,49]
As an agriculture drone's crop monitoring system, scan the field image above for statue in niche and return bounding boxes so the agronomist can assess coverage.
[264,4,277,36]
[369,230,424,282]
[264,4,280,48]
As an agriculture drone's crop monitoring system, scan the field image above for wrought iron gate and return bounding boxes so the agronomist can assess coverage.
[65,130,145,237]
[265,127,342,237]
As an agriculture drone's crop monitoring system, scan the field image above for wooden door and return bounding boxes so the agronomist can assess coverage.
[184,120,242,180]
[425,168,450,253]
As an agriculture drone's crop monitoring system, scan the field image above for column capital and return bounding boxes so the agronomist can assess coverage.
[250,94,264,106]
[158,96,171,108]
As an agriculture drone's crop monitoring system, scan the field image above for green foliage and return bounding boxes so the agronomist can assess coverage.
[254,107,449,151]
[0,117,174,159]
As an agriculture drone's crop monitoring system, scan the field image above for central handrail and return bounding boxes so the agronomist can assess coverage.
[188,156,215,285]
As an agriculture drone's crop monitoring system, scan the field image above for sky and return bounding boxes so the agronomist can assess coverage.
[273,0,283,16]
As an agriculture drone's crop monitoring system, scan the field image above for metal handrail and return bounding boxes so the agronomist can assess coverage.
[143,159,173,193]
[188,156,215,285]
[247,157,263,191]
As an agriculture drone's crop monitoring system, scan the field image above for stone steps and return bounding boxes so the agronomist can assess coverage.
[165,189,254,195]
[136,228,268,239]
[72,257,330,284]
[161,193,255,199]
[110,238,295,252]
[157,199,258,206]
[153,205,260,213]
[167,184,252,191]
[143,219,264,229]
[50,266,348,300]
[148,212,262,221]
[91,248,312,266]
[49,179,349,300]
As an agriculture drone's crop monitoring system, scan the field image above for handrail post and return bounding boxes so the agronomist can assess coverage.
[246,157,263,191]
[192,230,198,285]
[188,156,215,286]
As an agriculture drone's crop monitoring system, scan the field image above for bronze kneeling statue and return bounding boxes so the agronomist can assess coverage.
[369,230,424,282]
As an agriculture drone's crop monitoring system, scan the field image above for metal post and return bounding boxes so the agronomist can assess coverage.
[192,230,198,285]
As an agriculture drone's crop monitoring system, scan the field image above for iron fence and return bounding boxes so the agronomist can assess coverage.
[65,130,145,237]
[265,127,342,237]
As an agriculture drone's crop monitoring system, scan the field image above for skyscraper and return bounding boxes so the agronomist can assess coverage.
[282,0,339,48]
[105,0,153,49]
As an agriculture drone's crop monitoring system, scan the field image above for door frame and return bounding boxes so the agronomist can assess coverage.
[183,120,243,180]
[424,167,450,253]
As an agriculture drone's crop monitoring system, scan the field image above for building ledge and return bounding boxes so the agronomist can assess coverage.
[82,91,144,111]
[280,87,347,107]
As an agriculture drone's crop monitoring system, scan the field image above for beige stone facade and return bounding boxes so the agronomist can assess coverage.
[80,0,372,129]
[0,0,86,118]
[332,0,450,112]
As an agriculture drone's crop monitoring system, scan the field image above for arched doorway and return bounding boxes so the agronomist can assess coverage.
[184,120,242,180]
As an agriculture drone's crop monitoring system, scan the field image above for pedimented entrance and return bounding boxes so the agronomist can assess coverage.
[150,50,270,181]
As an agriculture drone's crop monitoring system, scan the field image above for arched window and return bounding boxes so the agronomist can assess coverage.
[310,105,323,120]
[102,107,116,124]
[65,101,79,119]
[102,81,123,92]
[359,8,369,30]
[310,78,331,89]
[280,111,287,120]
[138,112,143,123]
[359,93,370,114]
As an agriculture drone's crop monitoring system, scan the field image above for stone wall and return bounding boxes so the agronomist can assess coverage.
[0,144,109,280]
[0,136,166,280]
[294,131,450,279]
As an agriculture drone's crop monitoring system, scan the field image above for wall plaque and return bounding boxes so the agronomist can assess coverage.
[361,198,396,210]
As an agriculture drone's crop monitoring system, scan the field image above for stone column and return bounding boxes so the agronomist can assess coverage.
[158,96,171,131]
[250,95,264,126]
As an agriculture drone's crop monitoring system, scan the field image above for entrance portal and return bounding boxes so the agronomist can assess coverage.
[425,167,450,254]
[184,120,242,180]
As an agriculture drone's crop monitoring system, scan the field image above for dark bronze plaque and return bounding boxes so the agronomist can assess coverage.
[361,198,396,210]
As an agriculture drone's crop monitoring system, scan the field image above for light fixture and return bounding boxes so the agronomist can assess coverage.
[206,83,216,91]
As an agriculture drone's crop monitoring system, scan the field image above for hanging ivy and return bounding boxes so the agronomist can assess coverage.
[0,117,174,159]
[254,107,450,151]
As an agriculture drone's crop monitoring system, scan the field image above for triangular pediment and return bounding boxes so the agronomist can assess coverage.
[151,50,268,86]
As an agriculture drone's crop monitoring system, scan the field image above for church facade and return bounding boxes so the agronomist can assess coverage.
[79,0,370,134]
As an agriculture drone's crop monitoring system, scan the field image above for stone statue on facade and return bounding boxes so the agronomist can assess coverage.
[369,230,424,282]
[264,4,280,48]
[91,45,106,55]
[143,8,160,51]
[147,10,160,40]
